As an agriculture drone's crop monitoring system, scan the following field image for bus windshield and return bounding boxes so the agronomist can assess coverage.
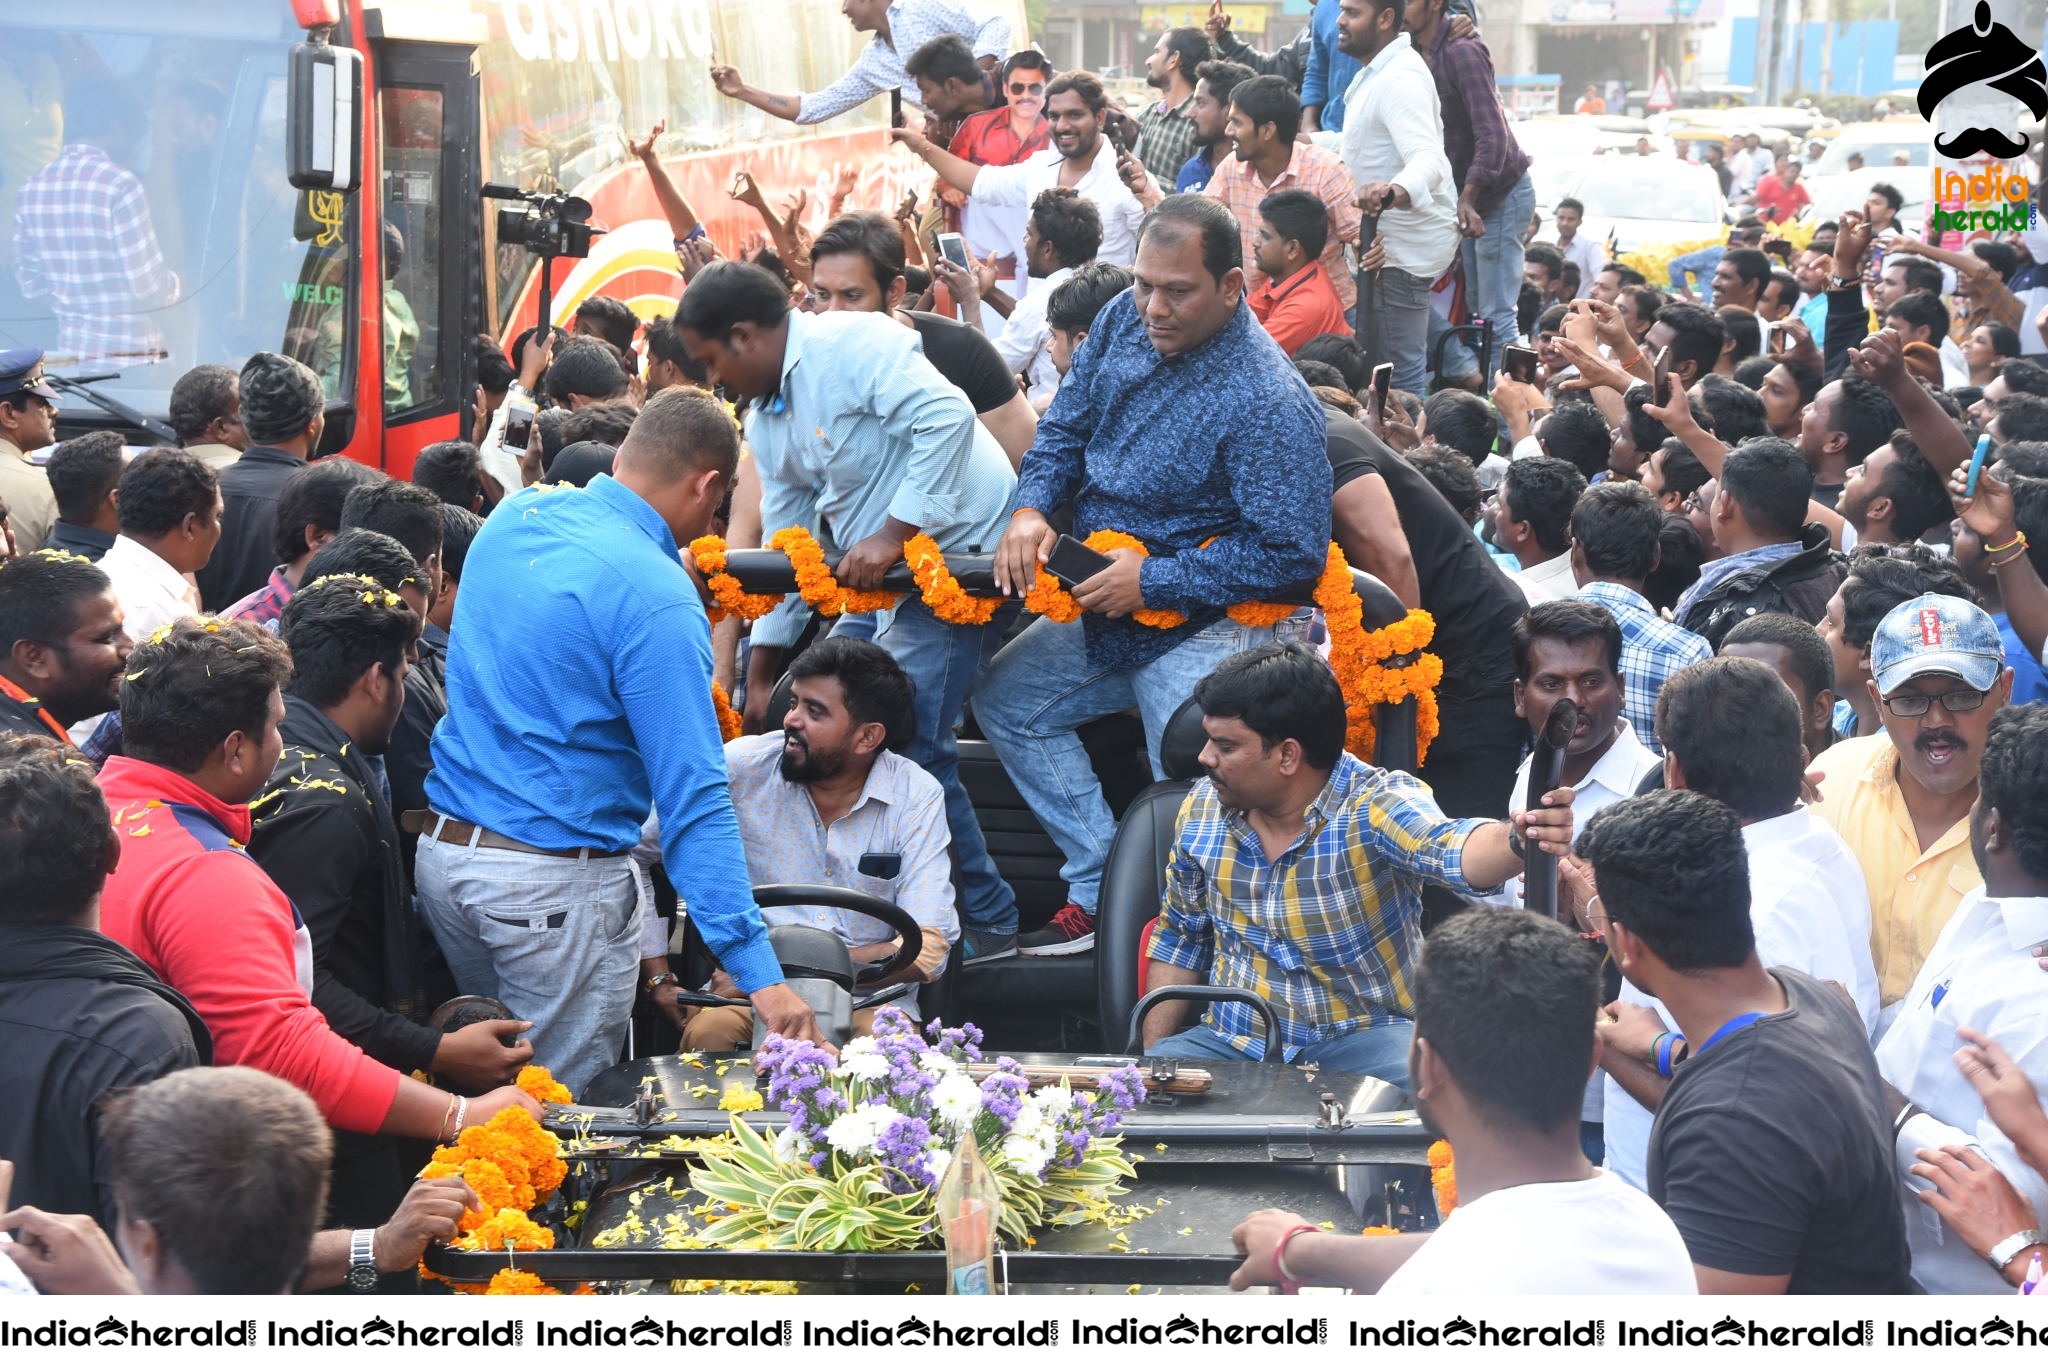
[0,5,353,421]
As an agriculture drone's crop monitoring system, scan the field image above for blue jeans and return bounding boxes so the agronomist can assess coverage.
[1361,265,1435,396]
[1461,171,1536,380]
[415,833,639,1092]
[974,612,1304,914]
[1150,1020,1414,1092]
[1666,245,1722,296]
[839,596,1021,937]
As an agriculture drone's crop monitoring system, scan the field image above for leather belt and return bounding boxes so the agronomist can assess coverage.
[400,809,630,861]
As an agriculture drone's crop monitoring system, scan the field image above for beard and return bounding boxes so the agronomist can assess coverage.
[778,730,847,784]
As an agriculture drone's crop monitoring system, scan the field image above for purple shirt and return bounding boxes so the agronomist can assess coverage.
[1424,23,1530,215]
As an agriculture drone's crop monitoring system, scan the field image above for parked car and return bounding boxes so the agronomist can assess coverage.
[1805,120,1933,176]
[1556,155,1728,255]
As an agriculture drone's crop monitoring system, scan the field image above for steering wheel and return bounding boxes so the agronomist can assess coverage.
[752,883,924,986]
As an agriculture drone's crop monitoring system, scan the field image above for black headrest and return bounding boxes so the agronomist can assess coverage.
[764,672,796,734]
[1159,697,1207,782]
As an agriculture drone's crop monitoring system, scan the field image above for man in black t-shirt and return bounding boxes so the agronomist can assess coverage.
[807,212,1039,467]
[1324,406,1527,816]
[1579,788,1913,1294]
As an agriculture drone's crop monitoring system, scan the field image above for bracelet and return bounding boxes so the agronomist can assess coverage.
[1992,546,2033,569]
[1506,824,1527,861]
[1985,531,2028,555]
[1893,1100,1920,1138]
[1272,1223,1319,1293]
[443,1095,469,1143]
[438,1093,458,1142]
[1987,1228,2048,1274]
[1613,348,1643,368]
[1654,1031,1688,1079]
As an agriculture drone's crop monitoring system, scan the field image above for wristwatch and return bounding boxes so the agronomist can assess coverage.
[644,971,677,994]
[346,1228,380,1291]
[1986,1228,2048,1275]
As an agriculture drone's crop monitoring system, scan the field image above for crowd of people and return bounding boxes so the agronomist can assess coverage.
[2,0,2048,1302]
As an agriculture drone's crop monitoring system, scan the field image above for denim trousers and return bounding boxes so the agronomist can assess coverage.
[974,611,1304,914]
[1362,264,1436,395]
[1149,1020,1415,1092]
[1666,245,1722,295]
[416,832,639,1092]
[835,596,1022,937]
[1461,171,1536,380]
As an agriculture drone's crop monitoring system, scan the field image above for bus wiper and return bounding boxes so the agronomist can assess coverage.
[47,372,177,445]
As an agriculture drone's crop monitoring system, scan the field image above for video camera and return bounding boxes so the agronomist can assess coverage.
[483,181,601,259]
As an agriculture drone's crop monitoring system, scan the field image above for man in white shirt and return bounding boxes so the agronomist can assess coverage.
[710,0,1009,126]
[1226,909,1696,1295]
[1553,196,1605,301]
[1878,704,2048,1295]
[1333,0,1459,395]
[972,187,1101,408]
[680,638,958,1047]
[1595,656,1879,1191]
[1726,133,1771,197]
[894,71,1149,266]
[1494,455,1586,604]
[96,448,221,642]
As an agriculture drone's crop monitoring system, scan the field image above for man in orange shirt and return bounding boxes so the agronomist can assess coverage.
[1247,190,1348,356]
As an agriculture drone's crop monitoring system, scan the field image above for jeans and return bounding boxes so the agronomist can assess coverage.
[837,596,1021,938]
[1666,245,1722,296]
[1150,1020,1415,1092]
[1361,264,1435,396]
[975,611,1305,913]
[416,832,639,1092]
[1461,172,1536,380]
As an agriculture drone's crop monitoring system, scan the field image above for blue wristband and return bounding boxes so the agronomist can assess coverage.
[1654,1031,1687,1079]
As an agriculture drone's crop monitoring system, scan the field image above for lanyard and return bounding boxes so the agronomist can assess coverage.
[1696,1011,1767,1056]
[0,675,69,743]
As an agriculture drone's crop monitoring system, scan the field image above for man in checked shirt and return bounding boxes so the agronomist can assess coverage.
[12,83,180,363]
[1141,642,1578,1090]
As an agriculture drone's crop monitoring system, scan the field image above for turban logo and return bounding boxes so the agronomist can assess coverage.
[1921,1,2048,159]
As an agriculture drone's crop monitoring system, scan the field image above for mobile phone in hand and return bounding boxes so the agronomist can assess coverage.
[937,232,971,270]
[1045,534,1115,589]
[1106,118,1131,155]
[1502,344,1540,385]
[1651,345,1673,403]
[891,88,904,129]
[1966,434,1994,497]
[1370,362,1393,420]
[500,397,537,455]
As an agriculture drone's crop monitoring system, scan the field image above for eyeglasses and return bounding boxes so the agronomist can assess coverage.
[1008,81,1045,95]
[1882,687,1987,718]
[1584,895,1610,932]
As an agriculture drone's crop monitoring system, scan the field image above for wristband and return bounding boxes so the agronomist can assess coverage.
[1272,1223,1318,1294]
[1654,1031,1687,1079]
[1986,531,2028,555]
[1506,825,1527,861]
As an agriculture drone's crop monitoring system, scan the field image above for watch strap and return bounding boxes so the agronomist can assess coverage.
[347,1227,379,1290]
[1987,1229,2048,1273]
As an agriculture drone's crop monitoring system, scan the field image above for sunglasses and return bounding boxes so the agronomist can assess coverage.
[1008,81,1045,95]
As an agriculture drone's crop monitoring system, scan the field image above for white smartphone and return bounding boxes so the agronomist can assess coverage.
[500,397,537,455]
[936,232,970,270]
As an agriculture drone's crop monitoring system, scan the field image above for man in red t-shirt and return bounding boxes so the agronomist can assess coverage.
[1247,189,1348,356]
[946,49,1051,282]
[1752,154,1811,225]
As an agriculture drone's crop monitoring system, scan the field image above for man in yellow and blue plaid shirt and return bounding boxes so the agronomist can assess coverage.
[1144,643,1577,1089]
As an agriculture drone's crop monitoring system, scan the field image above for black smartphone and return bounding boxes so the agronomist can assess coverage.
[1502,343,1540,385]
[857,852,903,880]
[891,88,904,129]
[1651,344,1673,402]
[1045,534,1115,588]
[1106,117,1131,155]
[1370,362,1393,420]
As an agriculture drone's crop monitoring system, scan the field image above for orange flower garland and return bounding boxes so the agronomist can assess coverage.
[516,1064,572,1106]
[904,533,999,624]
[1315,544,1442,765]
[1428,1139,1457,1216]
[711,682,744,742]
[769,526,900,617]
[417,1083,574,1292]
[1023,564,1083,623]
[689,535,783,624]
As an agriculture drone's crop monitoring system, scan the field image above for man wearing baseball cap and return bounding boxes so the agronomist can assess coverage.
[0,348,60,553]
[1815,593,2013,1025]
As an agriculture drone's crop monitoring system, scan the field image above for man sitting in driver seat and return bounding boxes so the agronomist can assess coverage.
[680,638,958,1050]
[1142,642,1576,1089]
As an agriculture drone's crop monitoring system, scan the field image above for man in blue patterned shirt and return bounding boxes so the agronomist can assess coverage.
[979,195,1333,955]
[1142,643,1578,1085]
[1568,482,1711,756]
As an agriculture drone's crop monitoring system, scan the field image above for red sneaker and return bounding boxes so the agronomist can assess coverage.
[1019,902,1095,956]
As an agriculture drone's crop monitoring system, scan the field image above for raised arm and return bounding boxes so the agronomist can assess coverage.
[630,122,705,241]
[890,125,986,197]
[1849,326,1972,479]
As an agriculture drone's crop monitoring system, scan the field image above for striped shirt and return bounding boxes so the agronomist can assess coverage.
[1204,142,1363,310]
[1135,93,1199,184]
[12,143,179,361]
[795,0,1011,124]
[1149,754,1494,1059]
[1572,580,1712,757]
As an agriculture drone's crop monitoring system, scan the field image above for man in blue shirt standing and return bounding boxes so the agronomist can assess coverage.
[417,389,821,1088]
[1300,0,1361,135]
[980,195,1333,955]
[676,262,1025,963]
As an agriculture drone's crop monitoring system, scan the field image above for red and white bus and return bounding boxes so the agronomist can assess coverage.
[2,0,1021,473]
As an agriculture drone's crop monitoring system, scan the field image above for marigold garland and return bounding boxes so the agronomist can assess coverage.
[1023,564,1083,622]
[516,1064,572,1106]
[1428,1139,1457,1216]
[711,682,744,742]
[689,535,784,623]
[904,532,999,624]
[416,1092,574,1292]
[769,526,900,617]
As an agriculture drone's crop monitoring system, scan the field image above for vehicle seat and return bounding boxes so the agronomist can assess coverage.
[1093,698,1209,1049]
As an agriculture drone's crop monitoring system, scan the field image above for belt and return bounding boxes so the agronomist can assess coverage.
[399,809,631,861]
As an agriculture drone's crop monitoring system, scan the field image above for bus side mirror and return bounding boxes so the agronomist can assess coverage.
[287,40,364,193]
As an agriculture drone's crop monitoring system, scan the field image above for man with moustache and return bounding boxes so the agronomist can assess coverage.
[0,549,130,743]
[1815,594,2012,1024]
